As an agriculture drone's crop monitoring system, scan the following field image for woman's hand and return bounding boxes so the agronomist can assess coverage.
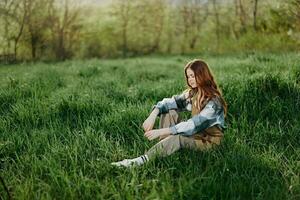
[142,116,156,132]
[142,108,159,132]
[144,128,172,141]
[144,129,161,140]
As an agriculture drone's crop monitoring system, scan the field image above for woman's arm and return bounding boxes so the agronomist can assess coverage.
[153,91,190,116]
[142,91,189,132]
[169,98,224,136]
[142,108,160,132]
[144,99,225,140]
[143,91,190,133]
[144,127,172,140]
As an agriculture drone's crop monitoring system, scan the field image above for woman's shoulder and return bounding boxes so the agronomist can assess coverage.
[209,96,223,109]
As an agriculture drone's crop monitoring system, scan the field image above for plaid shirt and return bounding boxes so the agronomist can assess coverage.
[154,92,226,136]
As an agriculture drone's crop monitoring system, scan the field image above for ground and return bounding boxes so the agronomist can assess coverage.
[0,52,299,199]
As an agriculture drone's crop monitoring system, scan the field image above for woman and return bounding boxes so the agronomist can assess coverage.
[111,59,227,167]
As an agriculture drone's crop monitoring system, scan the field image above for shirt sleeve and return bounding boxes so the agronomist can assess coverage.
[153,91,189,115]
[169,99,221,136]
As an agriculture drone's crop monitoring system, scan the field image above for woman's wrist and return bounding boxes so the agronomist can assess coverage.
[151,108,159,117]
[159,128,172,136]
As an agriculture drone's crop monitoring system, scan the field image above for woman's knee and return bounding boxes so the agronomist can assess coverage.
[159,110,179,128]
[168,109,178,116]
[162,135,181,146]
[160,110,179,120]
[165,135,196,149]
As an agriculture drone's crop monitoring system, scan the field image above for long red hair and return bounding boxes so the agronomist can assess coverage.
[184,59,227,116]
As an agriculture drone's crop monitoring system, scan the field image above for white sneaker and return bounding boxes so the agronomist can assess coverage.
[111,159,134,168]
[111,155,148,168]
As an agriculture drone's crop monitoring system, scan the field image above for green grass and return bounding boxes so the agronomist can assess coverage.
[0,52,299,199]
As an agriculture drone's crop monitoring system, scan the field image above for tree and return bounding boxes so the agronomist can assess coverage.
[128,0,166,54]
[48,0,81,60]
[147,0,166,53]
[0,0,27,60]
[179,0,209,53]
[212,0,220,50]
[25,0,50,60]
[111,0,131,57]
[253,0,259,31]
[290,0,300,30]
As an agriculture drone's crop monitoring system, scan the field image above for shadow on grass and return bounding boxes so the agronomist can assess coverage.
[102,136,292,200]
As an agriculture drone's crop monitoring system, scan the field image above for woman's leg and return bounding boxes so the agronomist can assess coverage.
[111,127,223,167]
[111,110,181,168]
[145,135,197,160]
[145,125,224,160]
[159,110,179,128]
[158,110,180,140]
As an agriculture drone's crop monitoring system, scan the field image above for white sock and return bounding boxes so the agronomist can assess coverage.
[130,155,149,166]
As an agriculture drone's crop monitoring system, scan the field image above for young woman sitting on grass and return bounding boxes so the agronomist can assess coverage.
[111,59,227,167]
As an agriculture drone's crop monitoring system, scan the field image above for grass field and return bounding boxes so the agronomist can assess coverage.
[0,52,299,199]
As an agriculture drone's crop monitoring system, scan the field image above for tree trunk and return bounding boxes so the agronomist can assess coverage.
[57,29,66,60]
[238,0,247,33]
[181,6,189,54]
[13,0,27,61]
[31,33,37,60]
[122,20,128,57]
[212,0,220,51]
[253,0,258,31]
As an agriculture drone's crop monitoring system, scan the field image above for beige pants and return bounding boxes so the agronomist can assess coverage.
[145,110,223,160]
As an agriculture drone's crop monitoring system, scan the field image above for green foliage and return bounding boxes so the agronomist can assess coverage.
[0,53,299,199]
[292,67,300,84]
[226,74,300,122]
[1,0,300,61]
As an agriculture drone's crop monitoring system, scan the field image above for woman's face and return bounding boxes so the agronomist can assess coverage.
[186,68,197,88]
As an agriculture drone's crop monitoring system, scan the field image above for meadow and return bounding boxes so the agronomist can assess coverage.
[0,52,299,199]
